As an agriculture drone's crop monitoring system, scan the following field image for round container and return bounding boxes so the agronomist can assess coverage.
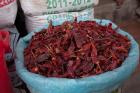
[15,19,139,93]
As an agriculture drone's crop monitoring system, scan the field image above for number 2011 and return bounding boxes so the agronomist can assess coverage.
[47,0,68,9]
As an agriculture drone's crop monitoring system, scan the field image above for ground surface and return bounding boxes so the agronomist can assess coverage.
[118,19,140,93]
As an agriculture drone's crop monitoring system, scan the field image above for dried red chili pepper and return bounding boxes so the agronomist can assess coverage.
[24,19,131,78]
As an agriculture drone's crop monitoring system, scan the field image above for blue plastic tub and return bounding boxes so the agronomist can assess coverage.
[15,19,139,93]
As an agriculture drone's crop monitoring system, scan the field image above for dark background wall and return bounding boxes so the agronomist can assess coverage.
[95,0,139,23]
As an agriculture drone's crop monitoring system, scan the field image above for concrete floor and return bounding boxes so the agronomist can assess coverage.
[118,19,140,93]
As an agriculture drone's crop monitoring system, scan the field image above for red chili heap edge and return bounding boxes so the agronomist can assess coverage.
[24,19,131,78]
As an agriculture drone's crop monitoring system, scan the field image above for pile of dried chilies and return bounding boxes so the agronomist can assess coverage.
[24,19,131,78]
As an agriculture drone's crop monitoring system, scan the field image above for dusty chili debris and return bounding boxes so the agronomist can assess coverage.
[24,19,131,78]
